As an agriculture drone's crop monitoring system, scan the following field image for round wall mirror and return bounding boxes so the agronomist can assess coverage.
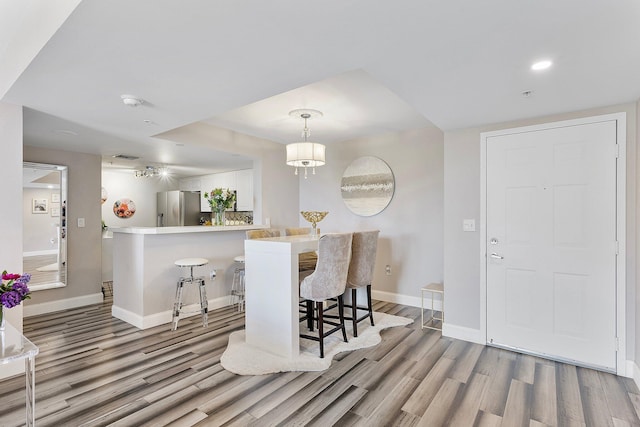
[341,156,395,216]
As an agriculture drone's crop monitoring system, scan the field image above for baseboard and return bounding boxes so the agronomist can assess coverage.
[23,249,57,257]
[442,323,485,345]
[24,292,103,317]
[626,360,639,383]
[112,296,232,330]
[29,282,65,292]
[372,290,443,311]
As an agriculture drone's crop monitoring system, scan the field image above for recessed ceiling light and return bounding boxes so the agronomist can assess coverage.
[121,94,144,107]
[531,60,552,71]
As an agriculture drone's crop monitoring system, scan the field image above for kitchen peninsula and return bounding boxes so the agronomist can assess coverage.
[111,224,266,329]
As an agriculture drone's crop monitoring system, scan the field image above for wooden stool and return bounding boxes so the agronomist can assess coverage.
[172,258,209,331]
[421,282,444,331]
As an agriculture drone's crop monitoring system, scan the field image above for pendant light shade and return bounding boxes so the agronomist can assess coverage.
[286,109,325,178]
[286,142,326,168]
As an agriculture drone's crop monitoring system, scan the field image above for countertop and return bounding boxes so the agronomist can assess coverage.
[110,224,267,235]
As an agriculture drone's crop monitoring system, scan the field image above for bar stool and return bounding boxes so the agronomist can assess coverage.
[172,257,209,331]
[230,229,282,312]
[230,255,245,311]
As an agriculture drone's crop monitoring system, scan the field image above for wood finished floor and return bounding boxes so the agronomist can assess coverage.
[1,298,639,427]
[23,254,66,286]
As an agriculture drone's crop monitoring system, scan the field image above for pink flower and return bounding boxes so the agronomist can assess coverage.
[2,273,20,280]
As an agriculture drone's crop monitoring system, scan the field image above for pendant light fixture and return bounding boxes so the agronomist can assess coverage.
[286,109,325,178]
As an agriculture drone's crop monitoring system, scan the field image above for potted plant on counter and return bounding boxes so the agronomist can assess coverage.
[204,188,236,226]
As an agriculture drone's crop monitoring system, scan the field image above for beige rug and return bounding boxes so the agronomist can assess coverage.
[220,312,413,375]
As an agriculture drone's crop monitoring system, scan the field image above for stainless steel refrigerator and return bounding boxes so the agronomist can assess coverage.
[157,191,202,226]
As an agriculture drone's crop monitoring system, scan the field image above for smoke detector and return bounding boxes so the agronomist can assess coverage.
[121,94,144,107]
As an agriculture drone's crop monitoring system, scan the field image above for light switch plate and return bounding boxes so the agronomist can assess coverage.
[463,219,475,232]
[78,218,85,228]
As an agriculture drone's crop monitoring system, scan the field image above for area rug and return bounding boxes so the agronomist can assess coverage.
[36,263,59,272]
[220,312,413,375]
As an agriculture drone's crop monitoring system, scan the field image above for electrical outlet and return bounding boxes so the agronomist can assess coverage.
[385,265,391,275]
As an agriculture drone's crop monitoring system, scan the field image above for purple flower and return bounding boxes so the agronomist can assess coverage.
[0,291,21,308]
[12,282,30,297]
[16,273,31,284]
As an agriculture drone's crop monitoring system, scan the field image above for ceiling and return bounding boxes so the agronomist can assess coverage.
[2,1,640,177]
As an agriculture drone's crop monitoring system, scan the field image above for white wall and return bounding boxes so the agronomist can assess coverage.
[444,103,637,361]
[300,126,444,304]
[23,187,60,253]
[101,170,179,228]
[0,102,25,377]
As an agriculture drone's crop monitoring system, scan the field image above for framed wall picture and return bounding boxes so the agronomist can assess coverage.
[51,207,60,217]
[52,193,60,203]
[340,156,395,216]
[32,198,48,214]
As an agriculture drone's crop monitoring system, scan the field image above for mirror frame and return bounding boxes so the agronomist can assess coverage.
[23,162,68,290]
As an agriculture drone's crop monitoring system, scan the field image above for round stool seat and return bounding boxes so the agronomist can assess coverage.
[175,258,209,268]
[234,255,245,263]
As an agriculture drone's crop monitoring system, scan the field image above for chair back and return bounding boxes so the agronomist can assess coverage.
[300,233,353,301]
[347,230,380,289]
[285,227,312,236]
[246,229,281,240]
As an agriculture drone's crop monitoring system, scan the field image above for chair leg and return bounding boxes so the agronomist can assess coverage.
[367,284,375,326]
[199,279,208,328]
[172,280,184,331]
[338,295,348,343]
[317,302,324,358]
[351,288,358,337]
[306,300,314,331]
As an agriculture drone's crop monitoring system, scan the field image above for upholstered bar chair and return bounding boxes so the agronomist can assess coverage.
[344,230,380,337]
[285,227,318,274]
[299,232,353,358]
[230,228,281,311]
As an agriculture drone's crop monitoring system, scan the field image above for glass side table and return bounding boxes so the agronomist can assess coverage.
[1,322,39,427]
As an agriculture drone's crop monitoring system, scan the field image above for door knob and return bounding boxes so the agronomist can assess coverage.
[490,253,504,260]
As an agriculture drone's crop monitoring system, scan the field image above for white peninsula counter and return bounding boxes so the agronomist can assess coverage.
[111,224,266,329]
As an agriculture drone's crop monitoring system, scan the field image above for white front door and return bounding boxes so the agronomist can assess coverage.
[486,120,618,370]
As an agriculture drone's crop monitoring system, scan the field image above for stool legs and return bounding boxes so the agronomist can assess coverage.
[345,285,375,338]
[198,278,208,328]
[172,279,185,331]
[230,264,245,312]
[172,275,209,331]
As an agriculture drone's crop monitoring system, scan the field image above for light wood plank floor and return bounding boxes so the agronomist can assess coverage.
[0,298,639,426]
[23,254,66,286]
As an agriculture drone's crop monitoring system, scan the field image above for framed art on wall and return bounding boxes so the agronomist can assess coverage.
[32,198,48,214]
[340,156,395,216]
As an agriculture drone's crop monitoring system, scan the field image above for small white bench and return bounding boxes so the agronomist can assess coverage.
[421,282,444,331]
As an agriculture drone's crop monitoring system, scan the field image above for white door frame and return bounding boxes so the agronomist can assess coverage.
[480,112,627,376]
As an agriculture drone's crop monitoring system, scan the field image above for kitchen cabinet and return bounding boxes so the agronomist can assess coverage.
[236,169,253,211]
[178,176,201,192]
[200,174,216,212]
[199,169,253,212]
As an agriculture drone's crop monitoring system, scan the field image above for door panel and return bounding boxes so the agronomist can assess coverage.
[486,120,617,370]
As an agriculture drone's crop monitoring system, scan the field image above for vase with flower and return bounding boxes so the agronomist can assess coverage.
[0,270,31,331]
[203,188,236,226]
